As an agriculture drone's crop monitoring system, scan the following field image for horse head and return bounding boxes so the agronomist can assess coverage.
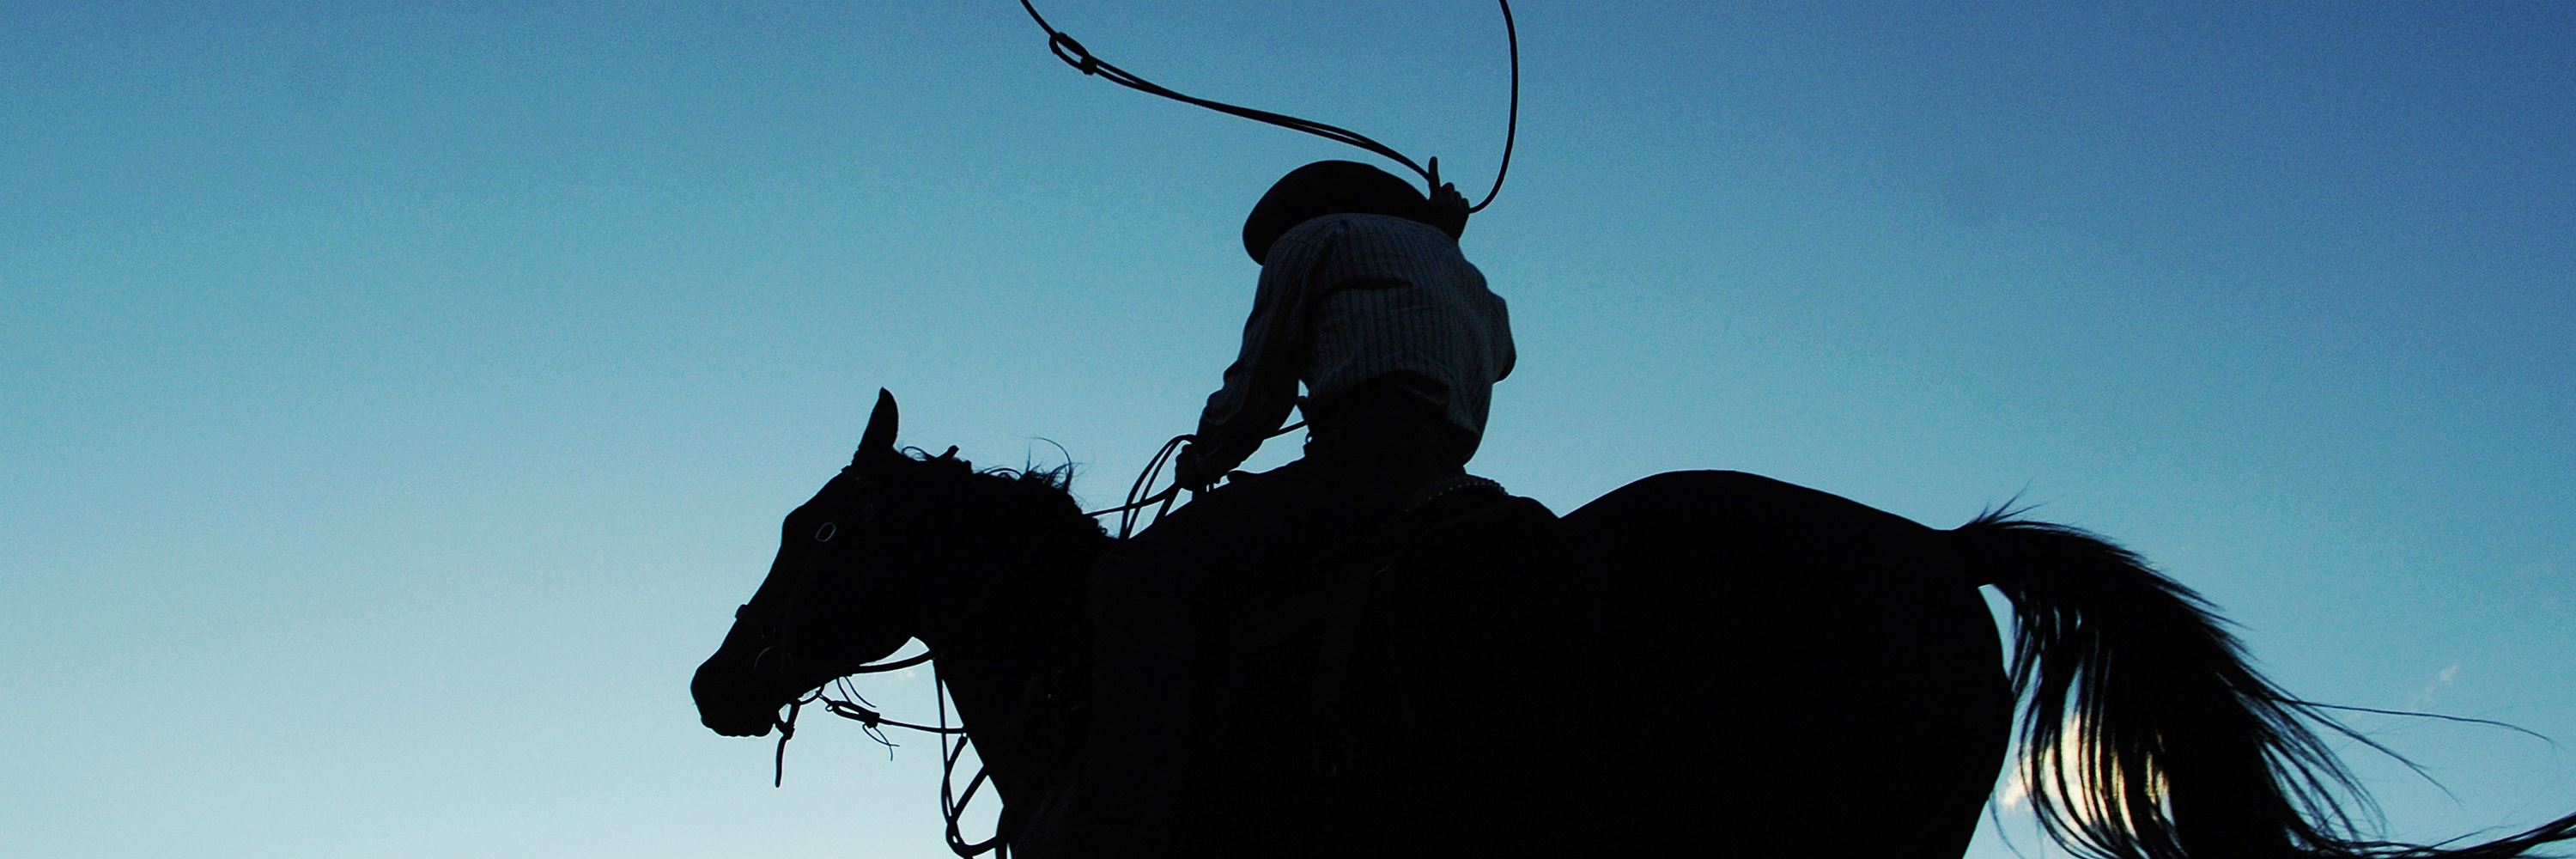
[693,389,924,737]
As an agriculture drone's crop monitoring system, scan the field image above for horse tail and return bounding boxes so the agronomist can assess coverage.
[1956,511,2576,859]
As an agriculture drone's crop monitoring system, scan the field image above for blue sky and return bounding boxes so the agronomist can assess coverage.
[4,3,2571,856]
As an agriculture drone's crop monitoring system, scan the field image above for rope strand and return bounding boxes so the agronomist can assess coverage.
[1016,0,1518,212]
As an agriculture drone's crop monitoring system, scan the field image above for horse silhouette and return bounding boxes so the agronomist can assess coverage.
[694,390,2576,858]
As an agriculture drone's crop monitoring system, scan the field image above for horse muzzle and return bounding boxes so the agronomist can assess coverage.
[692,647,788,738]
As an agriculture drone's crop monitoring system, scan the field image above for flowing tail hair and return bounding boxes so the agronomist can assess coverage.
[1958,511,2576,859]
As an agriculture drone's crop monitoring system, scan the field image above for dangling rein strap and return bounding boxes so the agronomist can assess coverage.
[1013,0,1518,214]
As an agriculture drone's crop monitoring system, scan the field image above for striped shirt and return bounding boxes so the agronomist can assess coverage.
[1197,213,1516,472]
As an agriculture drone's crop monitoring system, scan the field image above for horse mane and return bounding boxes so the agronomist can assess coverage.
[893,446,1103,539]
[880,446,1108,667]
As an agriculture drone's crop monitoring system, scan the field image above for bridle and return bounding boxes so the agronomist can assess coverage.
[730,458,953,758]
[728,454,1020,858]
[737,423,1308,857]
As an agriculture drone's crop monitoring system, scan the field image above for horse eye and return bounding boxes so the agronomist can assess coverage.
[814,522,837,542]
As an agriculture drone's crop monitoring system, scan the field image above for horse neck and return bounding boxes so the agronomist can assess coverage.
[905,484,1107,669]
[901,478,1109,799]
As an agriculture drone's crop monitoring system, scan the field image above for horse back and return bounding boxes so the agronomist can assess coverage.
[1558,470,2013,854]
[1209,470,2010,856]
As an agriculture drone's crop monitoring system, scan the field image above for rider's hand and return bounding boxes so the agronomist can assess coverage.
[1174,441,1221,493]
[1425,182,1471,239]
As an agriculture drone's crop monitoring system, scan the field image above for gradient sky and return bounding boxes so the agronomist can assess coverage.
[5,3,2571,857]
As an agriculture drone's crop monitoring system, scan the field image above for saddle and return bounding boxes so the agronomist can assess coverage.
[1226,473,1551,659]
[1203,476,1566,851]
[1009,476,1577,857]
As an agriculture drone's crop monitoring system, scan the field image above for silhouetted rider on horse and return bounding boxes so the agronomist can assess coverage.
[690,165,2576,859]
[1066,160,1515,855]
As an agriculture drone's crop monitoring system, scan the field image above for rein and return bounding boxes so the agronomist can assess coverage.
[1081,420,1309,539]
[763,656,1027,858]
[1081,432,1194,539]
[767,664,963,783]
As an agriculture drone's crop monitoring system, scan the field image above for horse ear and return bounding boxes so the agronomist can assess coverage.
[855,388,899,466]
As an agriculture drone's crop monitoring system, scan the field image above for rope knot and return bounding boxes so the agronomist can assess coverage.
[1048,32,1099,76]
[824,698,885,727]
